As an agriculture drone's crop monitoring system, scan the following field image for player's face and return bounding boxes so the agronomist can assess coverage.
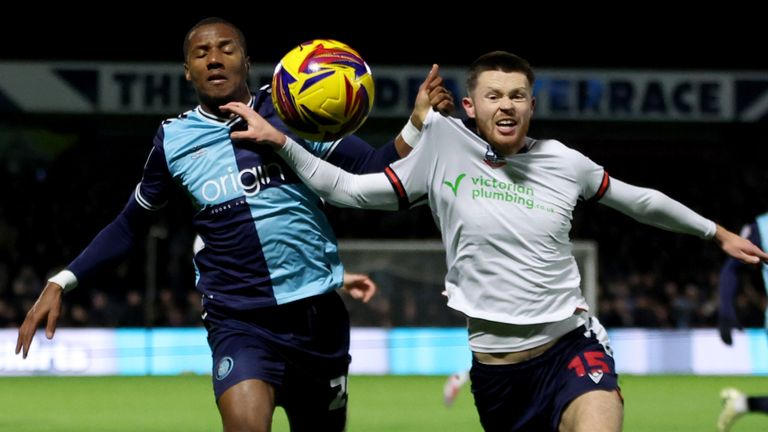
[462,71,535,156]
[184,23,250,112]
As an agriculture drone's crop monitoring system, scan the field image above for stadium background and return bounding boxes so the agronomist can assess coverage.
[1,10,768,432]
[2,11,767,331]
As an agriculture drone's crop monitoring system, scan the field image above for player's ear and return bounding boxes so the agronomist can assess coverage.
[462,96,475,119]
[184,62,191,82]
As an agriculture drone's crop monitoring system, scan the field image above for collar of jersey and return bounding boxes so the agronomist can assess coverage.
[195,95,255,127]
[463,118,537,156]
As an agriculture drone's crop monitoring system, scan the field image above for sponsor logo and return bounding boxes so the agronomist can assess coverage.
[201,163,286,202]
[442,172,554,213]
[442,173,466,197]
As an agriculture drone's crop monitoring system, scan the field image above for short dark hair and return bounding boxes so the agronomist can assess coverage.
[465,51,535,94]
[182,17,247,60]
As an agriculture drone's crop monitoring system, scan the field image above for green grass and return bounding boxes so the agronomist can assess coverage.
[0,375,766,431]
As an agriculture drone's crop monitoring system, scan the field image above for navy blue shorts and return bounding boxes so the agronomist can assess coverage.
[470,323,620,432]
[204,291,350,430]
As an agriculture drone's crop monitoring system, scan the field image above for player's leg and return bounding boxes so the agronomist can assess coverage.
[279,292,351,432]
[718,387,753,432]
[469,318,619,431]
[470,359,550,432]
[218,379,276,432]
[281,367,349,432]
[720,330,768,429]
[559,389,623,432]
[554,317,622,432]
[205,316,287,432]
[748,395,768,412]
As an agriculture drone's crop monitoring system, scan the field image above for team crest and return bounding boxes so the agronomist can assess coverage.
[215,356,234,380]
[588,370,604,384]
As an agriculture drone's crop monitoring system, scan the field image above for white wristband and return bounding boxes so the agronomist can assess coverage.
[48,270,78,293]
[399,118,422,148]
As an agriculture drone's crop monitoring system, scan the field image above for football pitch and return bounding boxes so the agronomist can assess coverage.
[1,375,766,431]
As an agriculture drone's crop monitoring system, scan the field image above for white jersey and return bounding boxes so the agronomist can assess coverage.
[278,109,716,349]
[389,112,605,324]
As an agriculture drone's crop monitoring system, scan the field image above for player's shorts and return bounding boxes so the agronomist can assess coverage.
[204,291,350,430]
[470,317,620,432]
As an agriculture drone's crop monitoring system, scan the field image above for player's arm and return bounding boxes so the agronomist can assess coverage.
[16,137,170,358]
[220,67,445,208]
[279,137,401,209]
[224,102,404,210]
[395,64,453,156]
[599,178,768,264]
[15,196,156,358]
[323,65,453,172]
[717,222,759,345]
[326,134,401,174]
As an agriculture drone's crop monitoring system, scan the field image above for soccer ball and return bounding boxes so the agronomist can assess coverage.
[272,39,375,142]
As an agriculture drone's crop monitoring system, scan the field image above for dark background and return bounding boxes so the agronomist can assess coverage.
[3,10,767,69]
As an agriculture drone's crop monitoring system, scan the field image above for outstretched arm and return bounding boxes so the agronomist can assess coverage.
[222,104,399,208]
[16,196,156,358]
[220,66,448,209]
[279,138,399,209]
[225,103,406,208]
[16,136,169,358]
[600,178,768,264]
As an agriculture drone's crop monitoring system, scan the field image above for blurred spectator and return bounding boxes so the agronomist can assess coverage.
[119,290,146,327]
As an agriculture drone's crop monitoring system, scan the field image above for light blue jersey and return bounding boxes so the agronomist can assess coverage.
[69,87,401,314]
[755,213,768,328]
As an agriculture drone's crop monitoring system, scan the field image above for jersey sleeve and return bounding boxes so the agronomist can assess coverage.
[277,137,401,210]
[67,192,156,283]
[598,177,716,239]
[278,111,439,209]
[568,147,609,201]
[313,135,400,174]
[385,110,439,204]
[134,126,173,210]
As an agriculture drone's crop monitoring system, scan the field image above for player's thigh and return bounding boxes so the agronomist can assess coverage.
[559,389,622,432]
[218,378,276,432]
[281,372,348,432]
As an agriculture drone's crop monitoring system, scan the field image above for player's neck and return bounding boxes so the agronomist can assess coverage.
[199,87,252,119]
